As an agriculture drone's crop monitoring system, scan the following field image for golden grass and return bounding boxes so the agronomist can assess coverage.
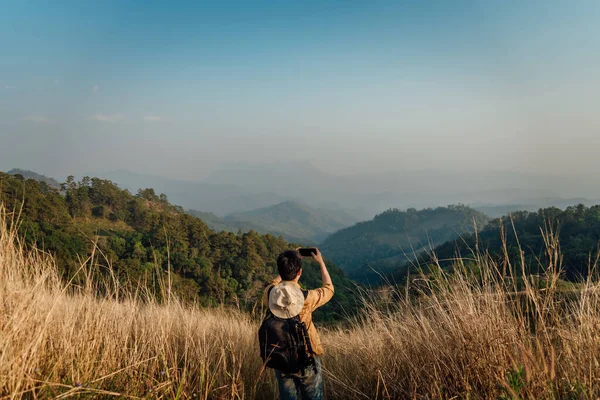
[2,203,600,399]
[0,206,273,399]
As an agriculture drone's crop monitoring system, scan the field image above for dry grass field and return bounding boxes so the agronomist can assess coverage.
[2,204,600,399]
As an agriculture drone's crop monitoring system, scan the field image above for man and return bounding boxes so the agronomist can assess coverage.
[262,247,334,400]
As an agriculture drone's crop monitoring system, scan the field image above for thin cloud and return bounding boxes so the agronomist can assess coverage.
[91,114,123,123]
[143,115,164,122]
[25,115,51,123]
[92,84,99,94]
[4,85,16,89]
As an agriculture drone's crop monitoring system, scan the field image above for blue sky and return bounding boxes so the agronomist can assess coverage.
[1,0,599,181]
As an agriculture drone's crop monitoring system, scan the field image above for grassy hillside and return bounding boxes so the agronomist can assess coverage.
[3,203,600,398]
[321,205,489,283]
[189,200,359,244]
[0,172,355,321]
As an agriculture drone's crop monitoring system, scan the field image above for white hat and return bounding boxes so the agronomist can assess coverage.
[268,281,305,319]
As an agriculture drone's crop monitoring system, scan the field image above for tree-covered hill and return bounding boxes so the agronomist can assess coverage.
[409,205,600,281]
[320,205,490,283]
[190,201,359,244]
[0,172,355,321]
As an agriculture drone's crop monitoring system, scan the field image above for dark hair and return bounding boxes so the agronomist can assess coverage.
[277,250,302,281]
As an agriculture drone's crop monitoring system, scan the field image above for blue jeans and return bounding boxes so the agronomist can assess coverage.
[274,357,323,400]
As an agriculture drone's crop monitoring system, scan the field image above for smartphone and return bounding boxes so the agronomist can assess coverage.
[298,248,317,257]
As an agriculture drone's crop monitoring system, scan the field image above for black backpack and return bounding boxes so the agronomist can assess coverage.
[258,288,316,374]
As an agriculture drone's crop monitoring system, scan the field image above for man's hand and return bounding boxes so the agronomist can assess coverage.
[295,246,333,289]
[311,248,325,265]
[296,246,325,264]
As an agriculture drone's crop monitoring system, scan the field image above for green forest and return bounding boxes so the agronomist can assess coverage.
[401,205,600,282]
[0,172,356,321]
[321,205,489,283]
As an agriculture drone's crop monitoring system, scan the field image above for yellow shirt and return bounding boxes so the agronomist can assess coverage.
[262,279,334,356]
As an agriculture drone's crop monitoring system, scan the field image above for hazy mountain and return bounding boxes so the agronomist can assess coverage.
[190,200,359,244]
[202,162,592,215]
[472,197,598,218]
[226,201,359,243]
[320,205,490,283]
[204,161,335,194]
[186,210,232,232]
[91,169,286,216]
[7,169,60,189]
[92,163,597,219]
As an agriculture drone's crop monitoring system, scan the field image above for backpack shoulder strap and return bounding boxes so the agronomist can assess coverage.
[264,285,276,318]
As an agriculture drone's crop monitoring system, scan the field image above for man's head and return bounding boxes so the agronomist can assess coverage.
[277,250,302,281]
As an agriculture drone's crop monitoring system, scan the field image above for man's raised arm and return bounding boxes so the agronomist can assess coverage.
[312,248,332,287]
[308,248,334,310]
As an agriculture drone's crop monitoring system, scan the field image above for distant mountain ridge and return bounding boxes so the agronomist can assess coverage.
[92,169,287,216]
[7,169,60,189]
[472,197,599,218]
[320,205,490,283]
[92,164,599,218]
[189,200,359,244]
